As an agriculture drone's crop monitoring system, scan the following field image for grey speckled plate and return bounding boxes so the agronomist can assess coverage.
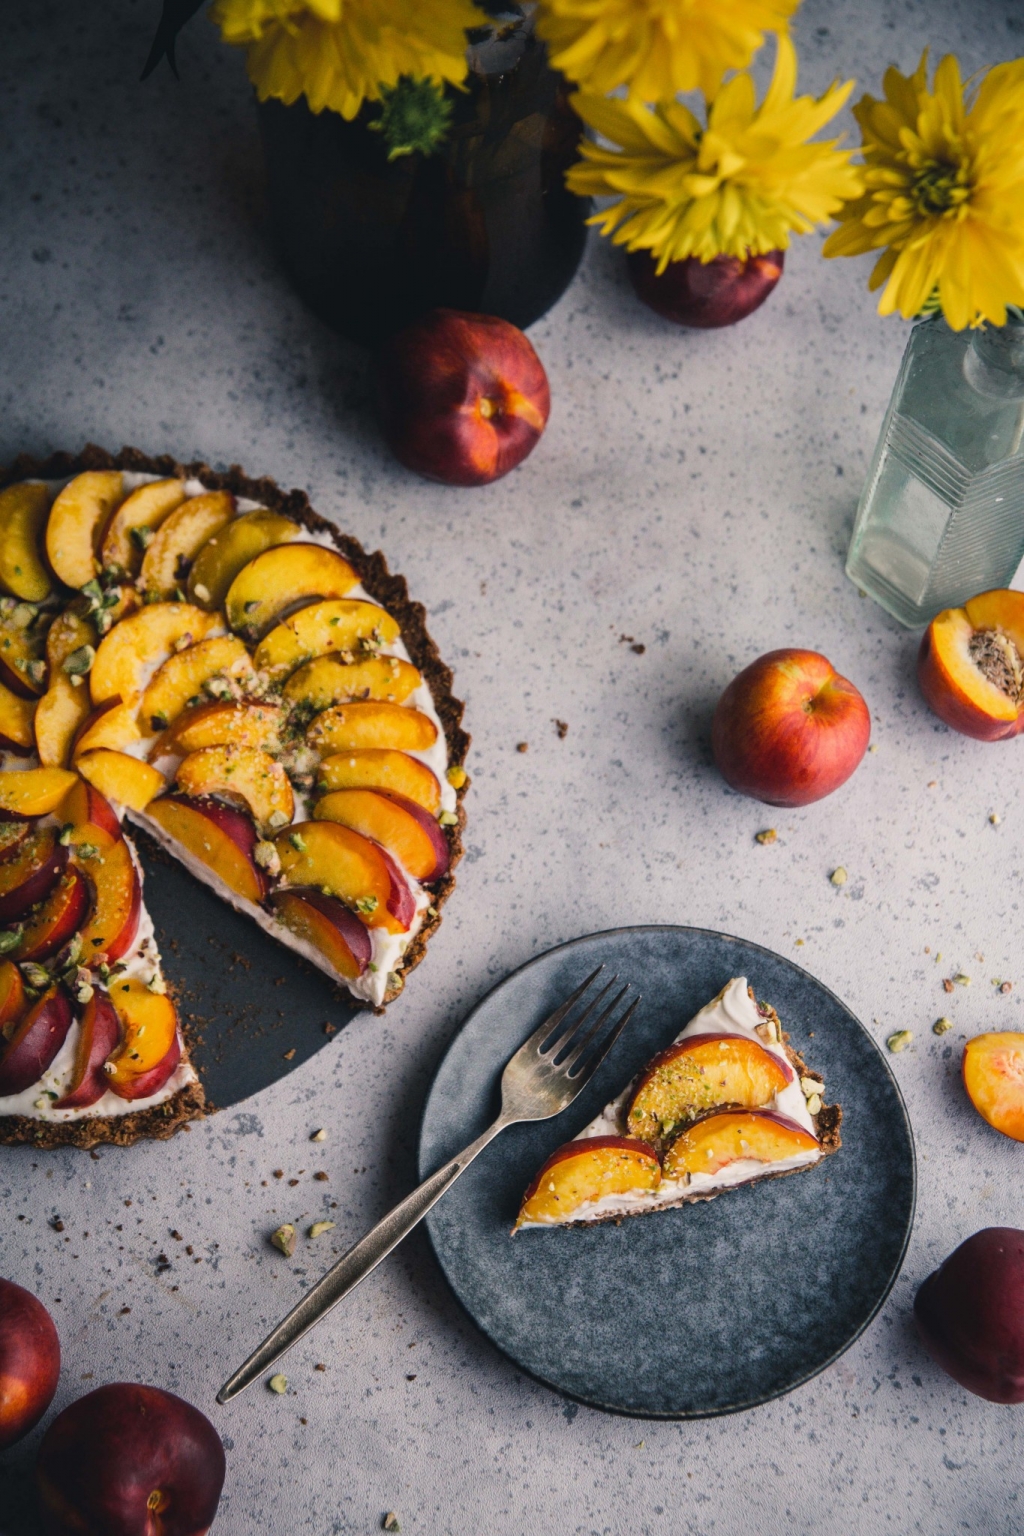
[418,927,916,1419]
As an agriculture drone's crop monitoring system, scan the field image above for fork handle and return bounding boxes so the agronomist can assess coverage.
[216,1119,505,1404]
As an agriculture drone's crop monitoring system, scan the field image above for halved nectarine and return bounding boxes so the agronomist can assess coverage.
[100,478,186,576]
[626,1034,792,1143]
[75,750,166,812]
[139,635,252,732]
[174,744,294,831]
[45,471,125,588]
[104,977,180,1100]
[58,779,122,842]
[515,1136,661,1227]
[307,700,438,754]
[0,827,66,921]
[186,510,301,611]
[146,794,266,904]
[314,788,448,881]
[0,681,37,754]
[0,768,78,818]
[72,832,141,964]
[0,482,53,601]
[283,654,421,712]
[963,1033,1024,1141]
[275,819,414,933]
[151,699,284,759]
[54,989,121,1110]
[71,701,142,759]
[253,599,400,676]
[317,748,441,812]
[266,887,372,980]
[138,491,235,598]
[919,590,1024,741]
[0,958,26,1029]
[89,602,220,708]
[0,986,73,1096]
[10,866,90,962]
[662,1109,818,1179]
[225,544,358,639]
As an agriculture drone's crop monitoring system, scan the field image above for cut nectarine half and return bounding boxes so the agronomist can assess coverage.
[72,701,142,759]
[307,700,437,754]
[918,590,1024,741]
[225,543,358,639]
[104,977,180,1100]
[626,1033,792,1142]
[314,787,448,881]
[317,748,441,812]
[0,986,73,1097]
[275,819,414,933]
[187,510,301,611]
[0,680,38,755]
[139,634,252,733]
[253,599,400,677]
[151,699,284,759]
[266,887,372,980]
[0,768,78,818]
[9,865,90,962]
[72,832,141,964]
[0,957,26,1030]
[174,743,294,831]
[515,1137,661,1227]
[100,478,186,576]
[145,794,266,905]
[58,778,122,842]
[963,1033,1024,1141]
[45,471,125,589]
[662,1109,818,1179]
[283,654,421,712]
[0,481,53,601]
[75,749,166,811]
[0,826,67,921]
[54,988,121,1110]
[138,490,235,598]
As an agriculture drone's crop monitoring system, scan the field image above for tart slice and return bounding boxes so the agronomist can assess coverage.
[515,977,841,1230]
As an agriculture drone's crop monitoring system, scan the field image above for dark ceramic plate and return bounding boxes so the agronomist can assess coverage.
[418,926,916,1419]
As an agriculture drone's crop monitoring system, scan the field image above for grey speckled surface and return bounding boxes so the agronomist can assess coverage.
[2,2,1023,1532]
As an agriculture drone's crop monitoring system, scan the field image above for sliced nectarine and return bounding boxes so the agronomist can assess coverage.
[34,610,96,766]
[266,888,372,980]
[0,820,30,863]
[283,655,421,712]
[10,866,90,962]
[44,608,95,671]
[515,1137,661,1227]
[139,635,253,733]
[626,1034,792,1142]
[186,510,302,611]
[45,471,125,588]
[0,768,78,818]
[275,819,413,933]
[100,478,186,575]
[0,608,47,698]
[662,1109,819,1180]
[72,832,141,964]
[0,827,66,921]
[306,700,438,754]
[54,989,121,1110]
[314,788,448,880]
[71,701,142,758]
[919,590,1024,741]
[145,794,266,904]
[89,602,220,707]
[58,779,122,842]
[151,699,284,759]
[174,744,294,830]
[138,491,235,598]
[963,1033,1024,1141]
[76,750,166,812]
[225,544,358,639]
[0,986,73,1096]
[104,977,180,1100]
[0,482,53,601]
[0,958,26,1029]
[0,681,37,754]
[317,748,441,812]
[253,599,400,676]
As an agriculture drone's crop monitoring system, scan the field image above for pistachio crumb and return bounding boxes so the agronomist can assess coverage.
[887,1030,913,1054]
[830,866,848,886]
[933,1017,953,1035]
[953,973,971,987]
[268,1374,288,1395]
[806,1094,822,1116]
[438,810,458,827]
[800,1076,824,1097]
[383,1516,400,1533]
[309,1220,335,1239]
[270,1224,296,1257]
[989,812,1002,826]
[310,1128,327,1142]
[755,829,777,845]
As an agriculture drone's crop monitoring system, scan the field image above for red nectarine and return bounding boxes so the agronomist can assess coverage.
[0,1277,60,1451]
[515,1136,661,1227]
[628,249,784,328]
[915,1228,1024,1402]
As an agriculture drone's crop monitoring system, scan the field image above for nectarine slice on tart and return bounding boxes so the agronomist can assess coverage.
[317,748,441,812]
[71,701,142,759]
[104,977,180,1100]
[515,1138,662,1228]
[53,989,121,1110]
[174,744,294,831]
[57,779,122,843]
[187,509,301,611]
[282,654,421,711]
[7,866,90,962]
[266,887,372,980]
[145,794,266,905]
[138,491,235,598]
[0,680,38,754]
[306,700,437,753]
[626,1034,792,1143]
[254,599,400,677]
[662,1109,819,1179]
[0,606,48,698]
[72,833,142,964]
[45,471,125,588]
[0,827,67,921]
[314,787,448,881]
[151,699,283,758]
[0,820,31,863]
[963,1033,1024,1141]
[224,543,358,640]
[0,481,53,601]
[275,819,414,933]
[75,750,165,812]
[0,958,26,1029]
[918,590,1024,741]
[0,768,78,819]
[139,634,253,732]
[0,986,73,1097]
[89,602,220,708]
[99,477,186,576]
[34,611,96,767]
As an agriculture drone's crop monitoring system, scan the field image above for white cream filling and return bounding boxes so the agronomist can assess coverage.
[518,977,823,1228]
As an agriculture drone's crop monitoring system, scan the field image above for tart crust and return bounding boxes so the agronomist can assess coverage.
[0,444,469,1149]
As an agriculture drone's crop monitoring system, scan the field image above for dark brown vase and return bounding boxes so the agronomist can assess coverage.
[257,17,590,346]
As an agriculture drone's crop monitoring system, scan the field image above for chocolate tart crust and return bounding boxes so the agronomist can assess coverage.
[0,444,470,1148]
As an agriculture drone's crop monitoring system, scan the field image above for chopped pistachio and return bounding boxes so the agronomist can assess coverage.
[270,1224,296,1257]
[830,866,848,886]
[254,841,282,876]
[755,828,777,845]
[446,764,467,789]
[933,1016,953,1035]
[800,1075,824,1097]
[0,928,24,956]
[953,973,971,987]
[58,823,75,845]
[62,643,95,678]
[353,895,378,916]
[806,1094,823,1116]
[267,809,291,830]
[383,1517,400,1534]
[20,961,51,989]
[887,1030,913,1054]
[130,524,155,551]
[193,582,211,602]
[147,975,167,995]
[387,971,404,991]
[438,810,458,827]
[268,1374,288,1395]
[308,1220,335,1239]
[310,1128,327,1142]
[289,832,306,852]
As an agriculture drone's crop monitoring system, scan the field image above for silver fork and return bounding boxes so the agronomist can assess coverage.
[217,966,639,1404]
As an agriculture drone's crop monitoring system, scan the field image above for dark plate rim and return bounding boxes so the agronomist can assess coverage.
[418,923,918,1420]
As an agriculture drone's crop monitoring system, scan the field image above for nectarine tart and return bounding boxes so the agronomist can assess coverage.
[0,446,467,1147]
[516,978,840,1229]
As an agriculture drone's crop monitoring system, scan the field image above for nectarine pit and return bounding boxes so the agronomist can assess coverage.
[967,629,1023,701]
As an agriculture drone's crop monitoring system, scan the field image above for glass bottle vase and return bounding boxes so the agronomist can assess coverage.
[846,314,1024,627]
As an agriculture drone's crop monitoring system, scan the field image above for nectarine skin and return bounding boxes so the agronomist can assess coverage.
[0,1277,60,1451]
[915,1228,1024,1402]
[54,990,122,1110]
[711,648,871,807]
[0,827,67,922]
[0,987,73,1097]
[517,1136,662,1227]
[628,249,784,329]
[374,309,550,487]
[37,1382,226,1536]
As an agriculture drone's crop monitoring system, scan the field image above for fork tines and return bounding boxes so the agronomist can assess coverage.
[534,967,640,1080]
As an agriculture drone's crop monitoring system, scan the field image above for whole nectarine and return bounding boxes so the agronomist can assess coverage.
[628,249,784,328]
[0,1277,60,1451]
[374,309,550,487]
[915,1228,1024,1402]
[711,648,870,807]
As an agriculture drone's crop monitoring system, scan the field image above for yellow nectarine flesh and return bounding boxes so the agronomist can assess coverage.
[275,820,403,932]
[100,478,187,575]
[919,591,1024,741]
[627,1035,791,1142]
[225,543,357,639]
[253,599,400,676]
[283,654,421,712]
[270,890,364,980]
[72,832,140,964]
[138,491,235,598]
[0,767,78,816]
[34,674,92,768]
[317,748,440,812]
[314,787,437,879]
[662,1110,818,1179]
[0,958,26,1028]
[153,700,283,758]
[963,1033,1024,1142]
[45,471,125,588]
[145,795,265,904]
[0,612,47,697]
[76,750,166,811]
[139,635,252,732]
[0,681,36,753]
[72,702,143,759]
[174,744,294,830]
[90,602,220,707]
[516,1138,661,1227]
[306,701,437,754]
[105,977,178,1094]
[187,510,301,611]
[0,481,53,601]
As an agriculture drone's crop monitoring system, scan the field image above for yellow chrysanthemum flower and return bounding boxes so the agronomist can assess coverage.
[211,0,479,119]
[822,52,1024,330]
[567,35,862,271]
[536,0,798,100]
